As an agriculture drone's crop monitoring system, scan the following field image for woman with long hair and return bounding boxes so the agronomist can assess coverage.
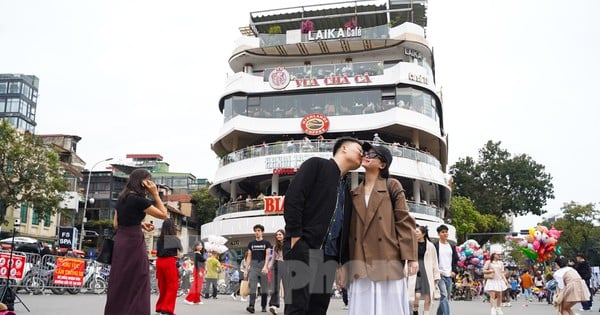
[408,225,440,315]
[184,241,207,305]
[266,229,285,314]
[343,144,418,315]
[155,219,182,315]
[104,168,169,315]
[483,253,508,315]
[553,256,591,315]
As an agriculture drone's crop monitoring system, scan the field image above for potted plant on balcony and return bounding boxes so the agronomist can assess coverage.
[301,19,314,34]
[268,25,282,34]
[344,16,358,29]
[262,25,283,46]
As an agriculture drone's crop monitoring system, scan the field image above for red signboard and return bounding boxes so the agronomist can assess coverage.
[264,196,284,214]
[273,168,297,175]
[53,257,85,287]
[0,253,26,280]
[301,113,330,135]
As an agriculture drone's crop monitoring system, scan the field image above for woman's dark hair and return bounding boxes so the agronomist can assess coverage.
[119,168,151,202]
[274,229,285,253]
[159,218,176,240]
[490,253,500,261]
[195,240,206,255]
[417,225,431,242]
[555,256,569,268]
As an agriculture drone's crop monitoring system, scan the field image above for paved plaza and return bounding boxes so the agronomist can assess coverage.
[6,291,568,315]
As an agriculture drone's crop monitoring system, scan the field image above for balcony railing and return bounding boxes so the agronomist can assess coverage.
[215,198,443,219]
[219,139,441,169]
[257,25,390,47]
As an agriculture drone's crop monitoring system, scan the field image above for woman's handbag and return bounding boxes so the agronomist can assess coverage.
[96,236,114,265]
[433,286,441,300]
[240,279,250,297]
[483,269,495,279]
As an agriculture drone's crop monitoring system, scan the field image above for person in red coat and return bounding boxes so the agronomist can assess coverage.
[184,241,207,305]
[155,218,182,315]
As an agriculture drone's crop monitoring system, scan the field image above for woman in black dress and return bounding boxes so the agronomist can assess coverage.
[104,169,169,315]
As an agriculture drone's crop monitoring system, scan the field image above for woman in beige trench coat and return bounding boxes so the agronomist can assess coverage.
[407,226,440,315]
[340,143,418,315]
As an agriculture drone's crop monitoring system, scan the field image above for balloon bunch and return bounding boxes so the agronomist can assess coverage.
[456,239,488,269]
[204,235,229,254]
[518,225,562,263]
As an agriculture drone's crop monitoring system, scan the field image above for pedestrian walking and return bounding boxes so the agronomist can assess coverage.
[245,224,272,313]
[155,218,182,315]
[104,169,169,315]
[184,241,207,305]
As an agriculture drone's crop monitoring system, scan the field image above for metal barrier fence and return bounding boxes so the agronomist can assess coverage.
[0,251,110,295]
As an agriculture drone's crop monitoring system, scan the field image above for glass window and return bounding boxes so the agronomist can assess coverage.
[28,105,36,120]
[0,82,7,94]
[20,100,28,115]
[172,178,188,187]
[20,204,28,223]
[44,212,51,227]
[0,98,5,112]
[422,94,433,118]
[21,84,31,100]
[6,98,19,112]
[8,82,20,94]
[232,96,246,118]
[32,209,39,225]
[223,98,233,121]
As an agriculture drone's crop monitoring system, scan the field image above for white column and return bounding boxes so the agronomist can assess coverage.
[271,174,280,195]
[413,179,421,203]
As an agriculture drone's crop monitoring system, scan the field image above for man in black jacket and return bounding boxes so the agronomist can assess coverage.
[283,136,363,315]
[574,253,592,311]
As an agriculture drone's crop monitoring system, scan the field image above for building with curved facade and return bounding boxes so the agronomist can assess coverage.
[202,0,456,262]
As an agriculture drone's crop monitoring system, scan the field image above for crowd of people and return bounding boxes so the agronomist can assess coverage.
[99,138,596,315]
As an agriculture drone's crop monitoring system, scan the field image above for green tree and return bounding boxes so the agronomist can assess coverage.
[449,196,508,244]
[551,202,600,264]
[0,120,67,224]
[450,140,554,217]
[190,186,218,226]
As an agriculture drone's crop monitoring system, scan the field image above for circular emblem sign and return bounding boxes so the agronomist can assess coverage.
[268,67,290,90]
[301,113,330,135]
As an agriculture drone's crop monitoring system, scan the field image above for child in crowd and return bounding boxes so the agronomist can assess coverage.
[509,275,520,301]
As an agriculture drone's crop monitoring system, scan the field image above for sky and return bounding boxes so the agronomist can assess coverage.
[1,0,598,232]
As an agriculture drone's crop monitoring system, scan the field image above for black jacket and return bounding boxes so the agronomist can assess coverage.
[434,241,459,274]
[574,260,591,280]
[284,157,352,263]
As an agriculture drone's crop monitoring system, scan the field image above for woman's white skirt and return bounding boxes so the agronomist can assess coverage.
[349,278,411,315]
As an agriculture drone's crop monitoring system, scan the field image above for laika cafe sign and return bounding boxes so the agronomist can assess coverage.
[307,27,361,41]
[269,67,372,90]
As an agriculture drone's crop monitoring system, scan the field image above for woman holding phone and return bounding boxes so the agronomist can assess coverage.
[104,168,169,315]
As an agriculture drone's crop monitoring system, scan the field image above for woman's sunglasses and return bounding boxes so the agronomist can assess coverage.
[363,151,380,159]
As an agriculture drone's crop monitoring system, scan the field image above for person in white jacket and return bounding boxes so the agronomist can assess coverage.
[408,225,440,315]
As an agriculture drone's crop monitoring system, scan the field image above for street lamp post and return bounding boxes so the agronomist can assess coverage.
[79,157,113,250]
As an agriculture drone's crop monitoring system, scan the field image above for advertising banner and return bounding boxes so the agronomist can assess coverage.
[0,252,26,280]
[52,257,85,287]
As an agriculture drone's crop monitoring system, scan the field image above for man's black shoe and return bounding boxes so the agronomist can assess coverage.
[246,306,255,314]
[261,308,267,312]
